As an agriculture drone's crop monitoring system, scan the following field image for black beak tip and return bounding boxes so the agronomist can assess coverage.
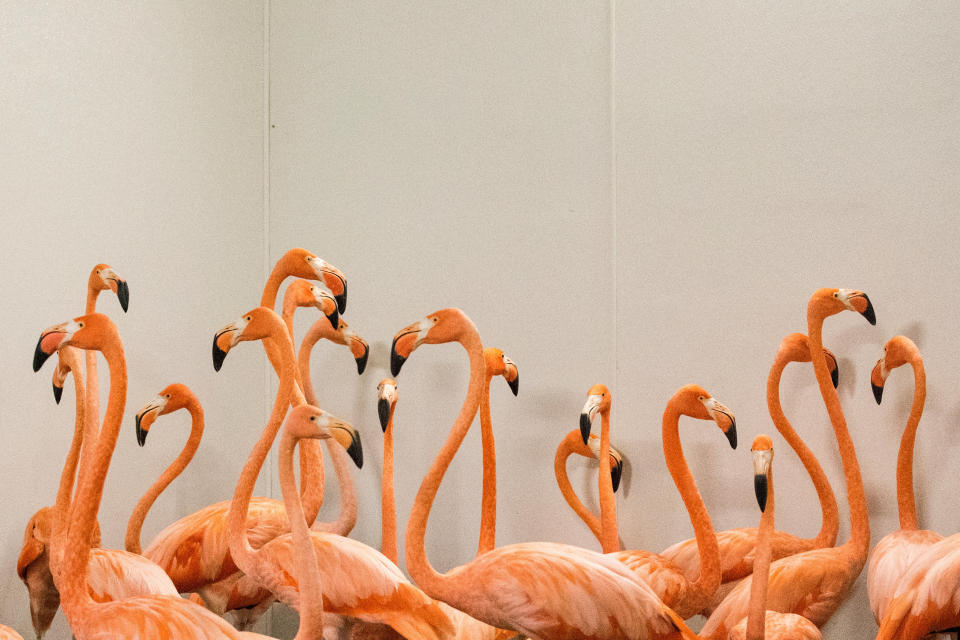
[872,382,884,405]
[507,376,519,397]
[135,415,147,447]
[33,340,51,373]
[378,398,390,432]
[117,280,130,313]
[611,463,623,493]
[52,383,63,404]
[754,474,768,512]
[725,423,738,450]
[579,413,592,445]
[861,296,877,326]
[348,434,363,469]
[355,345,369,376]
[335,289,347,315]
[390,350,406,377]
[212,341,227,372]
[326,309,340,332]
[831,365,839,389]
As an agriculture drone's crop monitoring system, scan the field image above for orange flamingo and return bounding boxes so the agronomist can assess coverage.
[219,307,455,640]
[662,333,841,612]
[392,308,700,640]
[866,336,943,625]
[554,429,624,543]
[581,384,738,619]
[378,378,401,564]
[700,288,876,639]
[0,626,23,640]
[477,347,519,555]
[138,250,347,612]
[33,314,274,639]
[729,435,821,640]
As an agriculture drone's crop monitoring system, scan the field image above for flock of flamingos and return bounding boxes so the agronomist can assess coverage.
[4,247,959,640]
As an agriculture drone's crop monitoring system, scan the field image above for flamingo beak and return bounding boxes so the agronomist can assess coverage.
[116,279,130,312]
[336,284,347,315]
[752,449,772,512]
[611,456,623,493]
[704,397,737,449]
[390,320,431,376]
[871,359,886,404]
[331,422,363,469]
[503,358,519,396]
[212,317,247,372]
[840,290,876,325]
[378,398,391,431]
[33,323,77,372]
[823,350,840,388]
[354,341,369,376]
[53,383,63,404]
[135,397,166,447]
[579,395,602,445]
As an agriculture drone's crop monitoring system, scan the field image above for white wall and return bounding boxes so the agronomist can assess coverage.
[2,2,960,639]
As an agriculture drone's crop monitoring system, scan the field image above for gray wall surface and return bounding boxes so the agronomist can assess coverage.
[2,2,959,638]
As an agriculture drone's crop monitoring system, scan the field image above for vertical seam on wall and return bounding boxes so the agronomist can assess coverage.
[610,0,618,421]
[262,0,273,540]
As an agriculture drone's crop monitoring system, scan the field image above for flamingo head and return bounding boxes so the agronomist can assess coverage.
[870,335,919,404]
[340,322,370,375]
[579,384,612,444]
[377,378,398,432]
[484,348,519,397]
[586,432,625,492]
[51,356,70,404]
[284,279,340,330]
[673,384,738,450]
[751,434,774,512]
[134,383,195,446]
[390,308,475,376]
[34,314,118,372]
[809,288,876,326]
[284,405,363,468]
[89,263,130,312]
[279,248,347,313]
[777,333,839,388]
[212,307,284,371]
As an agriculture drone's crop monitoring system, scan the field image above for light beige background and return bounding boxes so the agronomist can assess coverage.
[2,2,960,638]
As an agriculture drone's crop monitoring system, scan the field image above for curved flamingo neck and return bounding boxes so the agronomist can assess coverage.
[227,332,297,578]
[405,328,485,599]
[766,351,838,548]
[382,407,398,564]
[745,466,775,640]
[554,431,603,544]
[59,339,126,617]
[260,268,286,310]
[125,399,204,555]
[597,408,618,553]
[477,372,497,555]
[310,440,358,536]
[662,402,720,598]
[278,432,325,638]
[51,348,86,578]
[896,355,925,530]
[806,314,869,557]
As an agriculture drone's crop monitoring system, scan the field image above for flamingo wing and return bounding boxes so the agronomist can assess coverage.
[79,595,269,639]
[727,611,821,640]
[867,528,943,623]
[662,527,812,583]
[611,550,692,616]
[87,548,179,601]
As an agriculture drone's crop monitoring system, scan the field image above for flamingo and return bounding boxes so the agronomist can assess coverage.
[866,336,944,625]
[137,249,348,610]
[33,313,273,639]
[477,347,519,555]
[727,435,821,640]
[662,333,841,613]
[0,626,23,640]
[580,384,739,619]
[218,306,455,640]
[553,429,624,543]
[699,288,876,639]
[391,307,702,640]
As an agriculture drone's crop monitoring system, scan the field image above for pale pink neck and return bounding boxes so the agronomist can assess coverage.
[554,432,603,544]
[381,408,398,563]
[59,340,126,617]
[896,356,925,530]
[51,348,86,578]
[806,315,869,558]
[662,402,720,599]
[125,400,204,554]
[477,373,497,555]
[745,466,775,640]
[298,326,356,536]
[597,409,618,553]
[278,432,325,637]
[227,332,297,578]
[766,351,838,548]
[405,328,485,599]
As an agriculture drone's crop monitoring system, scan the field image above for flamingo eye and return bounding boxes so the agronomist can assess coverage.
[165,394,170,399]
[245,316,251,322]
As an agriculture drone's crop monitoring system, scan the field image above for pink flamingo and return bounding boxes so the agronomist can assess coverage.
[662,333,840,614]
[553,429,624,543]
[217,307,455,640]
[700,288,876,639]
[33,314,274,639]
[391,308,699,640]
[866,336,944,625]
[580,384,738,619]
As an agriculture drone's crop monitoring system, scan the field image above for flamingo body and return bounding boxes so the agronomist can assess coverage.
[727,612,821,640]
[0,625,23,640]
[868,528,943,623]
